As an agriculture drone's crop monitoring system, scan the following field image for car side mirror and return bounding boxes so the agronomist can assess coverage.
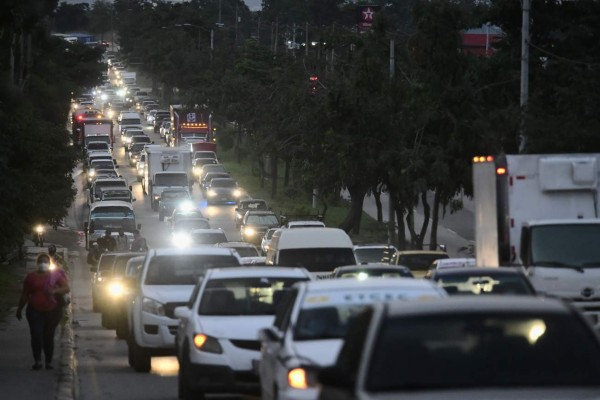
[129,185,133,191]
[132,198,137,202]
[151,141,155,144]
[115,165,120,169]
[318,365,354,389]
[258,327,283,343]
[174,306,191,320]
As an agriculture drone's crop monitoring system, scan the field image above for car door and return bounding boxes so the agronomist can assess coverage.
[260,287,299,398]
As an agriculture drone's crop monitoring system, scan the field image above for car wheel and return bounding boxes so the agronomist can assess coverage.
[116,315,129,339]
[129,339,151,373]
[92,294,100,313]
[179,345,205,400]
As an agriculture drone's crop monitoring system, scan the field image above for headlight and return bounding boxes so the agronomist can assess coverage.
[89,169,96,177]
[73,104,79,110]
[49,261,57,271]
[107,110,115,118]
[193,167,200,175]
[207,190,217,197]
[233,189,242,197]
[101,94,108,101]
[172,232,192,247]
[154,195,160,201]
[125,137,132,143]
[193,334,223,353]
[108,281,125,297]
[244,227,256,236]
[142,297,165,316]
[287,367,318,389]
[35,225,44,233]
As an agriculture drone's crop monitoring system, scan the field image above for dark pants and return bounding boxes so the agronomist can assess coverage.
[25,306,62,364]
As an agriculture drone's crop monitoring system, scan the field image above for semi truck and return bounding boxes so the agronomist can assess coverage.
[473,153,600,327]
[142,145,192,211]
[169,105,213,147]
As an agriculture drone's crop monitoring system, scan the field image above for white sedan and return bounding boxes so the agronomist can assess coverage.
[258,278,447,400]
[174,266,312,399]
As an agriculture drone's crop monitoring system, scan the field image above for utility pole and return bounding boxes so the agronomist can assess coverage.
[218,0,222,27]
[519,0,530,154]
[305,22,309,57]
[274,18,279,53]
[388,39,396,246]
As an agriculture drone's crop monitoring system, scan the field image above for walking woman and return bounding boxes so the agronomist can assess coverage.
[15,253,70,370]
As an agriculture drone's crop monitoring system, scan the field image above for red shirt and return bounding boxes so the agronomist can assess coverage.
[23,271,67,311]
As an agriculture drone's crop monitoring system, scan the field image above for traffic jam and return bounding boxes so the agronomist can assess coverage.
[64,56,600,400]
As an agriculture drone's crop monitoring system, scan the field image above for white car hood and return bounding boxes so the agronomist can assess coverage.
[143,285,195,304]
[197,316,274,339]
[291,339,344,367]
[528,267,600,300]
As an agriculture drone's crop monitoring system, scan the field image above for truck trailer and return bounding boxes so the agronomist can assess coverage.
[169,105,212,147]
[80,117,114,150]
[473,153,600,328]
[142,145,192,211]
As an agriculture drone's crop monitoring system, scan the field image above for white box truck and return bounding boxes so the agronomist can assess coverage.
[142,145,192,211]
[473,154,600,327]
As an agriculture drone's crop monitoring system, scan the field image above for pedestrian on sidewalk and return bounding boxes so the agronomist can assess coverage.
[130,229,148,252]
[15,253,70,370]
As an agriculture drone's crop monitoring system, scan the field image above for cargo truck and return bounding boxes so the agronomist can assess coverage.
[142,145,192,211]
[169,105,213,147]
[473,153,600,328]
[80,117,114,150]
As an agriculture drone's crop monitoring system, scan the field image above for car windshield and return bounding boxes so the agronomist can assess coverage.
[194,152,215,159]
[95,181,126,198]
[337,268,413,279]
[91,161,114,170]
[173,219,210,232]
[531,224,600,268]
[130,143,146,152]
[278,248,356,272]
[102,190,131,200]
[366,312,600,391]
[190,232,227,245]
[294,305,371,341]
[229,246,260,257]
[162,191,189,201]
[144,255,239,285]
[125,130,143,137]
[121,118,141,125]
[198,277,306,316]
[112,254,142,276]
[245,214,279,226]
[132,136,151,143]
[240,201,267,211]
[97,254,117,272]
[211,179,236,188]
[87,143,109,151]
[397,254,449,271]
[355,248,395,264]
[436,273,534,296]
[154,174,188,186]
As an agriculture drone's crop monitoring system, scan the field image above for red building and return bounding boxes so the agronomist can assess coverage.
[462,24,504,56]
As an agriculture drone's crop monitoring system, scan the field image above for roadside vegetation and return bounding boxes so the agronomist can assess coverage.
[0,259,24,323]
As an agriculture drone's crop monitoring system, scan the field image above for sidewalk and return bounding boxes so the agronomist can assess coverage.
[0,232,76,400]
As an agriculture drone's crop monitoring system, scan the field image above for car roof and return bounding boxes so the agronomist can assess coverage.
[395,250,448,255]
[90,200,134,210]
[190,228,225,234]
[206,266,311,279]
[297,278,437,293]
[245,211,276,216]
[383,296,571,317]
[99,186,130,191]
[335,263,410,272]
[149,247,237,257]
[354,244,397,249]
[215,241,257,248]
[433,267,528,276]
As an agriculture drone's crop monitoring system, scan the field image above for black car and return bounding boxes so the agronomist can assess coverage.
[234,199,269,227]
[239,210,279,244]
[428,267,536,296]
[205,178,242,205]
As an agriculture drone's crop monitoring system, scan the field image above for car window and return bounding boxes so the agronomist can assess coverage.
[366,312,600,391]
[245,214,279,226]
[144,255,239,285]
[436,274,533,296]
[273,288,298,332]
[199,278,306,316]
[187,279,203,308]
[191,232,228,245]
[98,254,117,272]
[397,254,449,271]
[230,246,260,257]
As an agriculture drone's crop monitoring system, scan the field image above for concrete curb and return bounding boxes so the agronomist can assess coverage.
[56,249,77,400]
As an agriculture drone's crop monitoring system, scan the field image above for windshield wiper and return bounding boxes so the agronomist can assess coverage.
[534,261,584,273]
